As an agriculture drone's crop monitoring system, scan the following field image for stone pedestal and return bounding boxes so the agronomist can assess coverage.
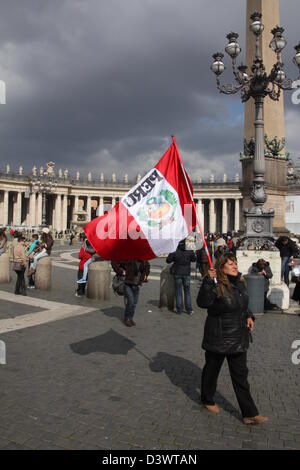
[268,283,290,310]
[0,253,10,283]
[236,250,289,310]
[35,256,52,290]
[87,261,111,300]
[159,267,175,311]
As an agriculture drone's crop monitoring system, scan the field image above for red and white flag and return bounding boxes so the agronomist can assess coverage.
[84,137,196,260]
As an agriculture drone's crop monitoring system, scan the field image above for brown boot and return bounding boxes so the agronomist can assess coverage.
[27,267,36,277]
[243,415,268,425]
[204,404,220,414]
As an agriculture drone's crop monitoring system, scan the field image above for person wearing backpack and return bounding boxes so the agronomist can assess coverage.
[111,260,150,327]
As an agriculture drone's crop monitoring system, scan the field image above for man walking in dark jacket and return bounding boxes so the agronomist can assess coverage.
[275,236,298,286]
[166,239,196,315]
[112,260,150,327]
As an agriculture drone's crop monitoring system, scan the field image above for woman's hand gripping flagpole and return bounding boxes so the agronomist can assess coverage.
[171,135,217,284]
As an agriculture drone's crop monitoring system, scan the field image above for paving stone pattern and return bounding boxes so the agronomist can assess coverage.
[0,244,300,450]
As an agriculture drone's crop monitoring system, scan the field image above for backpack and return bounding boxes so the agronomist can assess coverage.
[112,274,125,296]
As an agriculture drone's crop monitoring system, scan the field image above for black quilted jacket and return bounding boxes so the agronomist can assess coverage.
[197,274,254,354]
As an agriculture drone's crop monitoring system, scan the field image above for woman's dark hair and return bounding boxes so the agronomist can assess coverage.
[215,253,245,298]
[32,234,39,240]
[18,236,26,243]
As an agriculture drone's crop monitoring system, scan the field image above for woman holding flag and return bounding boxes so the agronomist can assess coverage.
[197,253,268,425]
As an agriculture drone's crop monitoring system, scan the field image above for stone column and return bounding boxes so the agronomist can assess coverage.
[62,195,68,231]
[2,191,9,226]
[209,199,216,233]
[74,196,79,213]
[235,198,241,232]
[55,194,62,231]
[30,192,36,227]
[15,192,22,225]
[86,196,92,222]
[222,199,228,234]
[99,196,104,216]
[36,193,42,226]
[196,199,204,229]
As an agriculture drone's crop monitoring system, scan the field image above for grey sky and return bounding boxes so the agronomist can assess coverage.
[0,0,299,181]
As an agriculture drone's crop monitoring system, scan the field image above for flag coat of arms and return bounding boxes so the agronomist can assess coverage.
[84,138,196,260]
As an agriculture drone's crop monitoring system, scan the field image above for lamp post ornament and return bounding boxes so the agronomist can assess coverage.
[211,12,300,250]
[31,162,58,227]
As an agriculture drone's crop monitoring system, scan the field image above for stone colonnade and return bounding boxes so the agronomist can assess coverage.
[195,197,242,234]
[0,188,242,233]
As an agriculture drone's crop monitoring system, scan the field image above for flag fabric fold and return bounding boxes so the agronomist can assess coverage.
[84,139,196,261]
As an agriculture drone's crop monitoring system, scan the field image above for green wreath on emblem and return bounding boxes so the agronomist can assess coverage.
[137,189,178,228]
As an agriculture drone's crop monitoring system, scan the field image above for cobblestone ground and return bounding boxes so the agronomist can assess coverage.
[0,242,300,450]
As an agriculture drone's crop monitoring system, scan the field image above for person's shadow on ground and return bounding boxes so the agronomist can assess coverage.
[70,329,136,356]
[101,306,124,323]
[150,352,240,419]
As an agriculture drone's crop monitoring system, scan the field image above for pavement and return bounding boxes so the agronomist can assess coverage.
[0,241,300,450]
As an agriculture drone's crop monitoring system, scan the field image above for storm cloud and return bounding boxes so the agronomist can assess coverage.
[0,0,299,181]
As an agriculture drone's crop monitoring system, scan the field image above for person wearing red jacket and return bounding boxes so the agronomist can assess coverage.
[76,239,95,297]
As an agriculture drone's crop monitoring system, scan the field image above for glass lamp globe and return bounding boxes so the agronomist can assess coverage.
[294,44,300,66]
[270,27,287,53]
[238,64,249,81]
[276,70,286,83]
[225,32,241,59]
[211,53,225,76]
[225,42,241,58]
[294,53,300,66]
[250,12,264,35]
[250,20,264,35]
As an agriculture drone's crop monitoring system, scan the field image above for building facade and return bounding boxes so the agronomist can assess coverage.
[0,164,243,234]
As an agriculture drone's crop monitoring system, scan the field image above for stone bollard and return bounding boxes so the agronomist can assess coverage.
[0,253,10,283]
[159,266,175,311]
[87,261,111,300]
[7,241,13,261]
[35,256,52,290]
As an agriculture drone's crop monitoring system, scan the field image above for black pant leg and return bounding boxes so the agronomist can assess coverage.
[15,270,24,294]
[226,353,259,418]
[21,270,26,293]
[15,272,20,294]
[201,351,225,405]
[76,270,86,294]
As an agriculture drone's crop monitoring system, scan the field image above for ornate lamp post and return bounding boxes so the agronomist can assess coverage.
[31,162,57,228]
[211,12,300,250]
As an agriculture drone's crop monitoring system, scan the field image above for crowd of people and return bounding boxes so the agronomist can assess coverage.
[0,228,54,295]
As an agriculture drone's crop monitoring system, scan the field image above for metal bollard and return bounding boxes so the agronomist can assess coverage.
[245,274,265,315]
